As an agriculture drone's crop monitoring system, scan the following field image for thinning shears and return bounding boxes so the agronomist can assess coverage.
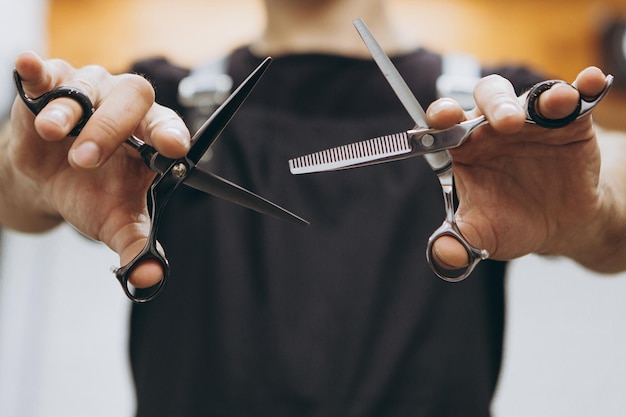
[289,19,613,282]
[15,57,308,303]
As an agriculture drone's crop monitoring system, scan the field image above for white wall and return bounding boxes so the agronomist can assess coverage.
[0,0,47,118]
[0,226,135,417]
[493,255,626,416]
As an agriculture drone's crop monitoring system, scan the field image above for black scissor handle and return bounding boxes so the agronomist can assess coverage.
[113,235,169,303]
[525,74,614,129]
[112,172,178,303]
[426,219,490,282]
[13,70,94,136]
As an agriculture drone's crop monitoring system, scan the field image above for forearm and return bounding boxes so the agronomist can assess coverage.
[0,122,63,233]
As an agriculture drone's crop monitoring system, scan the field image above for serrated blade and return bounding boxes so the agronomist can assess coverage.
[289,131,413,174]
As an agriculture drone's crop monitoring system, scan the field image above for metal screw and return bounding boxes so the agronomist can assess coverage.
[421,134,435,148]
[171,163,188,178]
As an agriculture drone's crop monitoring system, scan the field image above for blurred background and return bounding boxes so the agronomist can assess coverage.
[1,0,626,416]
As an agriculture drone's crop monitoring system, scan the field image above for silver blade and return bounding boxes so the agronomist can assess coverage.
[184,169,309,226]
[289,131,413,174]
[353,18,428,128]
[354,18,452,172]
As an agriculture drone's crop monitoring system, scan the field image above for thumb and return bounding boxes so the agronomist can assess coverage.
[93,184,166,291]
[116,237,166,290]
[431,235,471,271]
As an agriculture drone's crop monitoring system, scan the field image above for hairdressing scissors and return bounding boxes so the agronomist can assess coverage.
[14,57,308,303]
[289,18,613,282]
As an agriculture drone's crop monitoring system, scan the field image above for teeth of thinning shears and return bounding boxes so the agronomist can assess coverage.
[289,131,413,174]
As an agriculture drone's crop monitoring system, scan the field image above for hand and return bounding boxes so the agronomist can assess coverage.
[425,66,610,270]
[6,52,191,288]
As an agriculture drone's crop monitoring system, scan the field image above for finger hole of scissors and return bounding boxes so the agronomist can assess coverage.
[13,70,94,136]
[426,226,487,283]
[578,74,614,116]
[525,80,581,129]
[427,237,473,282]
[431,235,470,270]
[114,244,169,303]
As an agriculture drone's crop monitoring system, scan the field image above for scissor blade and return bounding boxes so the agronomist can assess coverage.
[186,57,272,164]
[354,18,453,172]
[184,168,309,226]
[353,19,428,128]
[289,131,414,174]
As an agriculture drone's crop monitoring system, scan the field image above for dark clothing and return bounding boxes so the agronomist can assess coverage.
[129,47,540,417]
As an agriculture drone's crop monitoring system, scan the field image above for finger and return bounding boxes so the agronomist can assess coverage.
[431,235,469,270]
[474,74,526,133]
[14,52,86,141]
[573,66,609,99]
[120,240,165,290]
[106,216,165,290]
[129,260,165,290]
[533,82,580,121]
[134,104,191,159]
[14,51,69,97]
[69,75,192,168]
[67,71,156,169]
[36,97,88,141]
[426,97,466,129]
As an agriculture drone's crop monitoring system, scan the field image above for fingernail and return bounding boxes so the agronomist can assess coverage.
[165,127,190,150]
[493,102,520,122]
[71,141,101,168]
[429,98,458,116]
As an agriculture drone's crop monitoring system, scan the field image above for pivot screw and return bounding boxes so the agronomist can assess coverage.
[171,163,188,178]
[421,134,435,148]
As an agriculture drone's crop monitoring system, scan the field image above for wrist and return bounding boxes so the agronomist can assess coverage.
[0,122,63,232]
[558,179,626,273]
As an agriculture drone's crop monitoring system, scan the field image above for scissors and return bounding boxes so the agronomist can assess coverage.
[289,18,614,282]
[14,57,309,303]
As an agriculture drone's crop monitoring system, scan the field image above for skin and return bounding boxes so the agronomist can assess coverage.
[429,69,624,271]
[1,0,625,290]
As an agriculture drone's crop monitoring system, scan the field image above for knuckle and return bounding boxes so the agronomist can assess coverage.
[475,74,503,90]
[145,111,184,133]
[71,78,96,100]
[117,73,156,105]
[47,58,74,77]
[475,75,518,110]
[95,112,125,140]
[75,65,110,95]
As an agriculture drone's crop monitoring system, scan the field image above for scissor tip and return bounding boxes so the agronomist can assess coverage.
[288,214,310,227]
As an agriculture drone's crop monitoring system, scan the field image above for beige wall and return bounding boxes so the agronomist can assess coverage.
[48,0,626,129]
